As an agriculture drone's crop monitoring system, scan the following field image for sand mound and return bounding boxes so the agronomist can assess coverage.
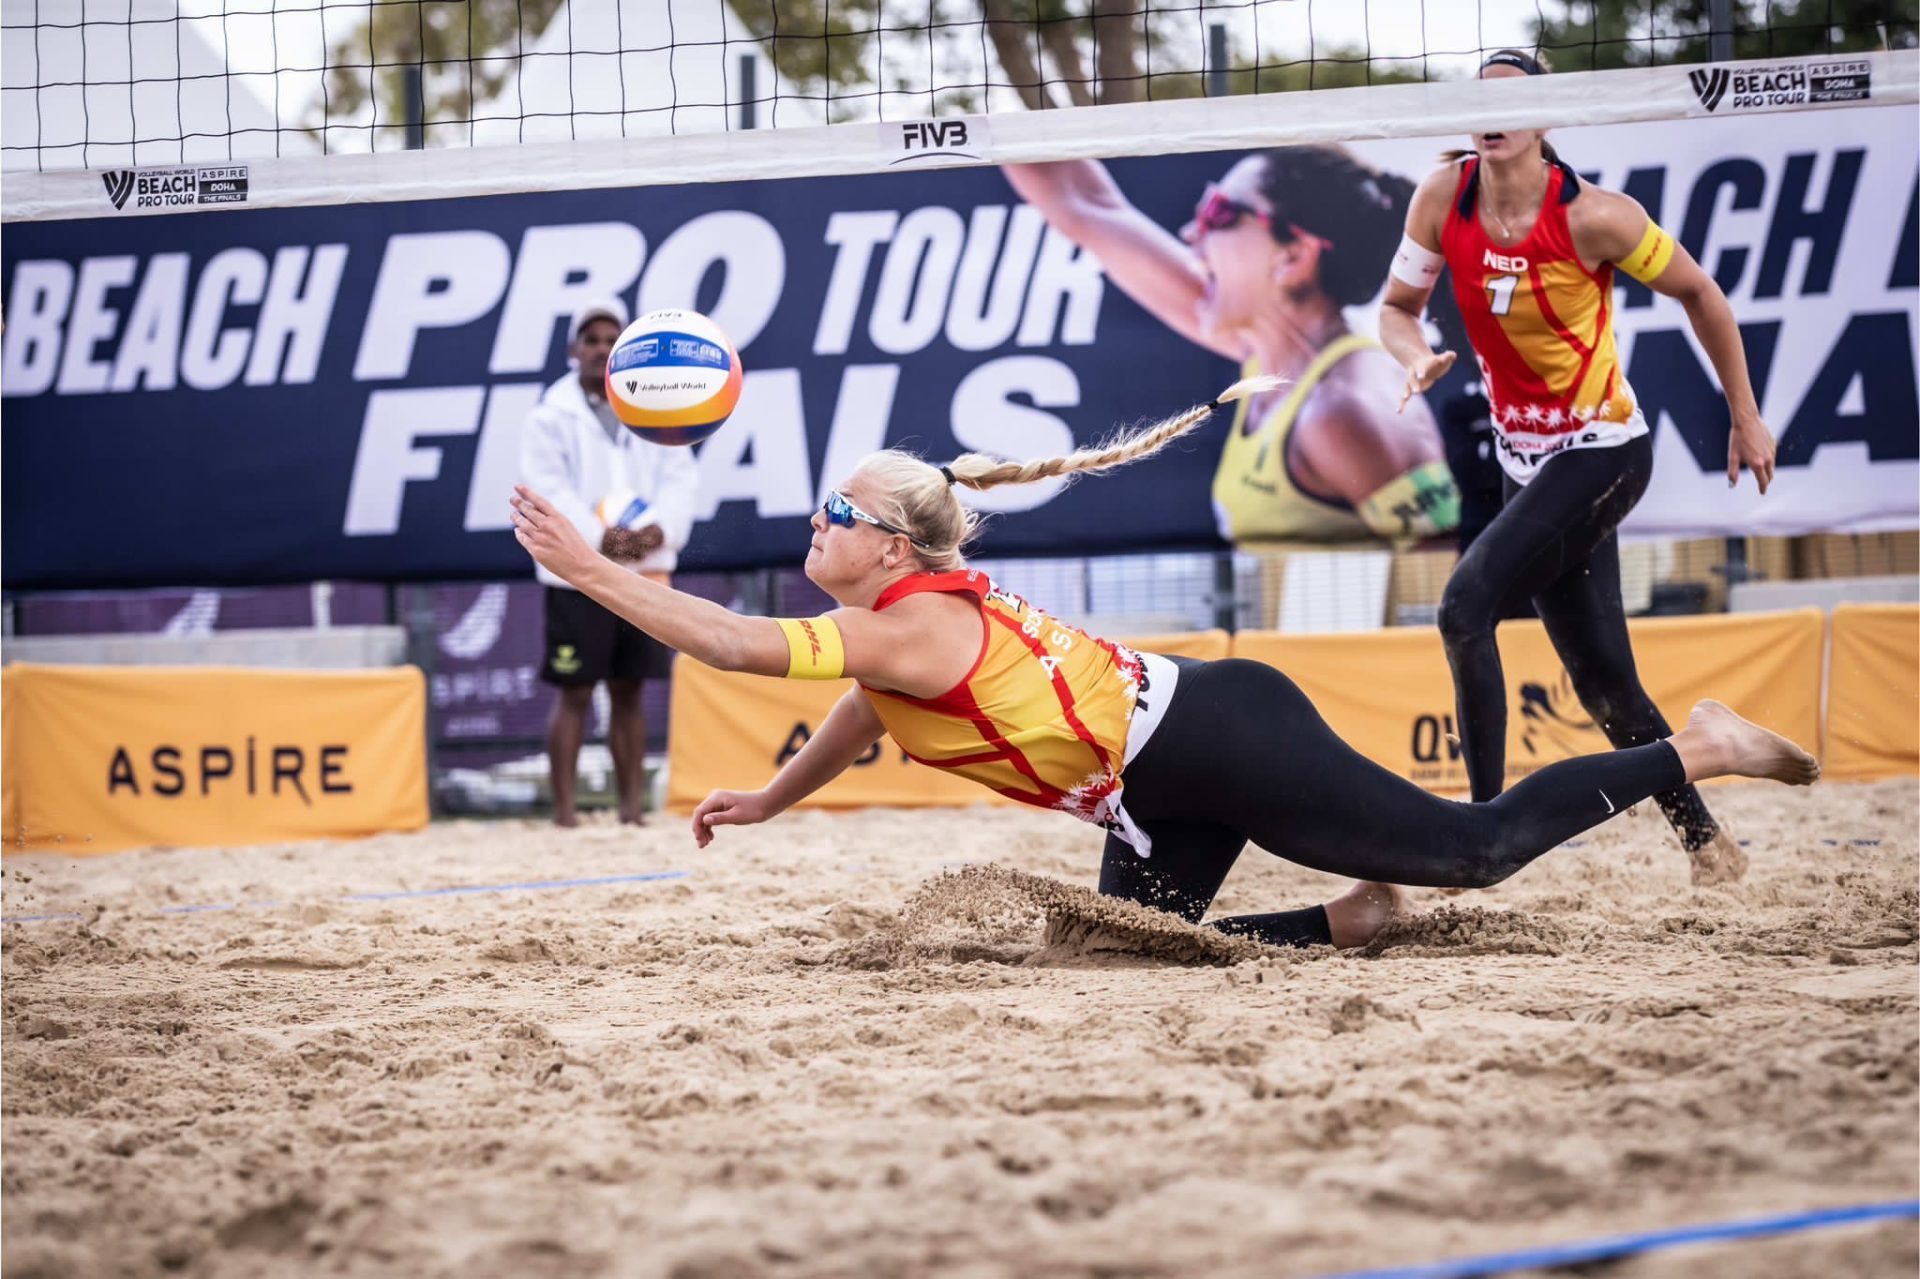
[827,864,1271,969]
[1362,903,1571,957]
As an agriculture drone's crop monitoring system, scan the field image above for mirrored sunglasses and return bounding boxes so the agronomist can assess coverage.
[823,490,931,549]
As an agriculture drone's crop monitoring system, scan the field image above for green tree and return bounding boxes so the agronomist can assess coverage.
[305,0,566,146]
[1528,0,1916,72]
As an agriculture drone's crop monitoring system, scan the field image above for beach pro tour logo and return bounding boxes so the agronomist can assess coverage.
[1689,67,1730,112]
[884,116,991,166]
[1688,57,1869,114]
[99,164,250,211]
[102,170,136,209]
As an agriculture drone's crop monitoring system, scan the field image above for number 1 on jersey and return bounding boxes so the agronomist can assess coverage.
[1485,273,1520,316]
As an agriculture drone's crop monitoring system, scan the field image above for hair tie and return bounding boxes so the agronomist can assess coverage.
[1204,398,1224,414]
[939,465,957,486]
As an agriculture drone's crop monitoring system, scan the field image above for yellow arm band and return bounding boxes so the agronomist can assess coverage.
[775,616,846,680]
[1356,460,1461,542]
[1617,219,1677,286]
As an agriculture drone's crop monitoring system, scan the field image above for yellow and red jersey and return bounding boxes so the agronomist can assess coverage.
[859,570,1145,827]
[1441,157,1647,483]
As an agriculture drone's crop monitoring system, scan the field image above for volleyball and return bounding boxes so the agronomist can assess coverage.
[594,491,651,530]
[604,309,744,446]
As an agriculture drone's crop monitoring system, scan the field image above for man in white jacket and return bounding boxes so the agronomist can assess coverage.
[520,298,701,826]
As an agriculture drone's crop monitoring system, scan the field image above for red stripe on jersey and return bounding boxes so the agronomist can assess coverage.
[986,607,1112,771]
[1527,261,1591,360]
[940,678,1064,803]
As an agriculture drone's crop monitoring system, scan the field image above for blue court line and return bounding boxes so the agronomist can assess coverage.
[1310,1199,1920,1279]
[2,870,689,925]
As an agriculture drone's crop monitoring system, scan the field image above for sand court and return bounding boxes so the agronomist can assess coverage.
[4,779,1916,1278]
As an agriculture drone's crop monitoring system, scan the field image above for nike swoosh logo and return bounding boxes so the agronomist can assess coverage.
[1600,789,1616,814]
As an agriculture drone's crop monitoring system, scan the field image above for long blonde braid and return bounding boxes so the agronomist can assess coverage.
[948,374,1286,491]
[850,375,1285,572]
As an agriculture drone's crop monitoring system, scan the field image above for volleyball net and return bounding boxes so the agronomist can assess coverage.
[2,0,1914,174]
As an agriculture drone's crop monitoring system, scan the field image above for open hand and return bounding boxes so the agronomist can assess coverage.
[510,485,597,583]
[1399,350,1457,413]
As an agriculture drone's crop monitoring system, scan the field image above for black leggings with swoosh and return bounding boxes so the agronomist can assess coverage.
[1099,656,1686,947]
[1438,435,1719,850]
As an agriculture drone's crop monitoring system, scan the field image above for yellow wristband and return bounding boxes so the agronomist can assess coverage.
[1617,218,1676,286]
[1356,460,1461,542]
[775,616,846,680]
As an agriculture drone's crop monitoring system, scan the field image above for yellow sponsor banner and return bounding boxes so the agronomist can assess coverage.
[664,631,1230,813]
[2,664,428,854]
[1128,630,1232,661]
[1826,604,1919,780]
[1230,610,1823,793]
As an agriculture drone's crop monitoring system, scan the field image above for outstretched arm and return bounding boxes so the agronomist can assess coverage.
[1004,161,1241,359]
[512,484,947,688]
[516,483,791,673]
[1576,189,1775,492]
[690,688,887,847]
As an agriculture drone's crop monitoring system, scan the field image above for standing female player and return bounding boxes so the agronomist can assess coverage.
[1007,147,1460,544]
[1380,50,1779,886]
[510,380,1817,950]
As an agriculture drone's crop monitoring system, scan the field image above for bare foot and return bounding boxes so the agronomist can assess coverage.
[553,810,580,829]
[1685,700,1821,785]
[619,809,647,827]
[1326,881,1412,949]
[1689,828,1749,886]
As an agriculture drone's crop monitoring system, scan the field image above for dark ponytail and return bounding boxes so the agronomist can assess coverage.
[1254,144,1413,308]
[1252,143,1470,354]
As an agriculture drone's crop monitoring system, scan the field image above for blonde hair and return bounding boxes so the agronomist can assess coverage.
[848,375,1285,572]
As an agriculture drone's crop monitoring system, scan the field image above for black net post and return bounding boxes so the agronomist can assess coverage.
[1710,0,1735,60]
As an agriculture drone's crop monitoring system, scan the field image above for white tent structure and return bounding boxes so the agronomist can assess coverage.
[1,0,321,171]
[469,0,815,147]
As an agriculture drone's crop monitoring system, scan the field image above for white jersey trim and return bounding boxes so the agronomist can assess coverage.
[1106,650,1182,859]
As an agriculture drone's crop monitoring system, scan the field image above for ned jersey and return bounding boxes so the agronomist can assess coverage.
[1441,157,1647,484]
[858,570,1150,830]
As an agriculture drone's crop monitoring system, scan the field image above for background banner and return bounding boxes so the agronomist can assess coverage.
[5,106,1912,590]
[1228,609,1824,793]
[1,663,428,853]
[1825,603,1920,781]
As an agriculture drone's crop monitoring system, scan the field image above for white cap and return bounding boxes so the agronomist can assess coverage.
[569,296,630,343]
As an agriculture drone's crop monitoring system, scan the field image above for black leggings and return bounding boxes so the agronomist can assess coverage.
[1436,436,1718,850]
[1100,657,1687,947]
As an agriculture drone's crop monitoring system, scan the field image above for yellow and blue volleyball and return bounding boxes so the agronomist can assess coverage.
[604,309,743,446]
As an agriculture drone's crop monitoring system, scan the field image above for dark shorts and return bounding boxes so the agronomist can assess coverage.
[541,586,674,687]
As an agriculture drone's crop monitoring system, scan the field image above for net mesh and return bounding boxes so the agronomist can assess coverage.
[3,0,1913,171]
